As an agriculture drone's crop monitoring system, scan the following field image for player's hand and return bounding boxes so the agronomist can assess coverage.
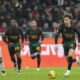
[55,44,58,52]
[26,41,30,45]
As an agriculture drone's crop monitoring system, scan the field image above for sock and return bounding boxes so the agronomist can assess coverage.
[0,62,5,72]
[17,58,21,70]
[11,57,16,64]
[36,54,41,68]
[68,56,72,70]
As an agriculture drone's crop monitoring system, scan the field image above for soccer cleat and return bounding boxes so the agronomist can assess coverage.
[76,56,80,66]
[17,70,21,75]
[1,71,6,76]
[64,70,70,77]
[36,68,40,71]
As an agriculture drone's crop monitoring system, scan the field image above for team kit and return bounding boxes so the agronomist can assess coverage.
[0,15,80,77]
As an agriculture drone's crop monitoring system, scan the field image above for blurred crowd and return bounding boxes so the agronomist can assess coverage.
[0,0,80,34]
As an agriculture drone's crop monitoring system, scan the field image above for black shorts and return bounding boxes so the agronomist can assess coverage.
[29,45,41,55]
[8,42,20,56]
[63,42,76,56]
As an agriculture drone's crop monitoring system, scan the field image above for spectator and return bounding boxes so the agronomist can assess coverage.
[0,22,7,33]
[20,19,28,37]
[0,0,79,35]
[58,0,64,6]
[43,23,50,32]
[51,22,60,34]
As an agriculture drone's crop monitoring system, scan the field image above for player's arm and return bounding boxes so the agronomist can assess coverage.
[55,25,62,51]
[39,29,44,44]
[55,26,62,44]
[25,29,30,45]
[74,27,80,45]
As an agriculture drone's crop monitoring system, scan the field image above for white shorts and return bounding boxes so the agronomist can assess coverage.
[0,46,2,57]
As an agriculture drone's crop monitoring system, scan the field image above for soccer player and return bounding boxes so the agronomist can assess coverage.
[25,20,44,71]
[3,19,24,74]
[55,14,80,77]
[0,36,6,75]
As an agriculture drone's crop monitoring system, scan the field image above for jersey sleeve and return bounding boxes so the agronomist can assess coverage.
[74,27,80,43]
[39,29,44,41]
[55,25,62,44]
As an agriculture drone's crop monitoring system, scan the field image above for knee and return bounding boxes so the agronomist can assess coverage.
[68,49,74,56]
[17,54,21,59]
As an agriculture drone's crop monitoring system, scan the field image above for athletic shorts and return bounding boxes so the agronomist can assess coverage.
[29,45,41,55]
[8,42,20,56]
[63,42,76,56]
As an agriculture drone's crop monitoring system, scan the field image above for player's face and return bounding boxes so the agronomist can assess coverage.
[10,20,16,27]
[64,17,71,27]
[31,21,37,29]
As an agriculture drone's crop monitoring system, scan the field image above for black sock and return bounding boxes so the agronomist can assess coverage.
[17,58,21,70]
[68,56,72,70]
[37,54,41,68]
[11,57,16,64]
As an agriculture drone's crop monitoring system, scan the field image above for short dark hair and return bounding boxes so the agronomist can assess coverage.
[64,14,72,20]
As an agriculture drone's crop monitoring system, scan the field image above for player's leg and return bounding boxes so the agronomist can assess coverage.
[64,46,71,76]
[16,52,22,74]
[35,46,41,71]
[15,45,22,74]
[36,54,41,70]
[30,45,41,70]
[0,47,5,75]
[0,56,6,75]
[30,46,36,59]
[67,43,77,71]
[64,43,76,76]
[64,49,77,77]
[8,47,17,69]
[64,46,69,62]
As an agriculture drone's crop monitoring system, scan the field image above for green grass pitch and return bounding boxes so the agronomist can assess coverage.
[0,67,80,80]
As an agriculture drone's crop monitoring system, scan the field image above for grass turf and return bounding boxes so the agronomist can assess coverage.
[0,67,80,80]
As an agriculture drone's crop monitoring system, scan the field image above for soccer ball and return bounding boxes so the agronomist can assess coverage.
[48,70,56,79]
